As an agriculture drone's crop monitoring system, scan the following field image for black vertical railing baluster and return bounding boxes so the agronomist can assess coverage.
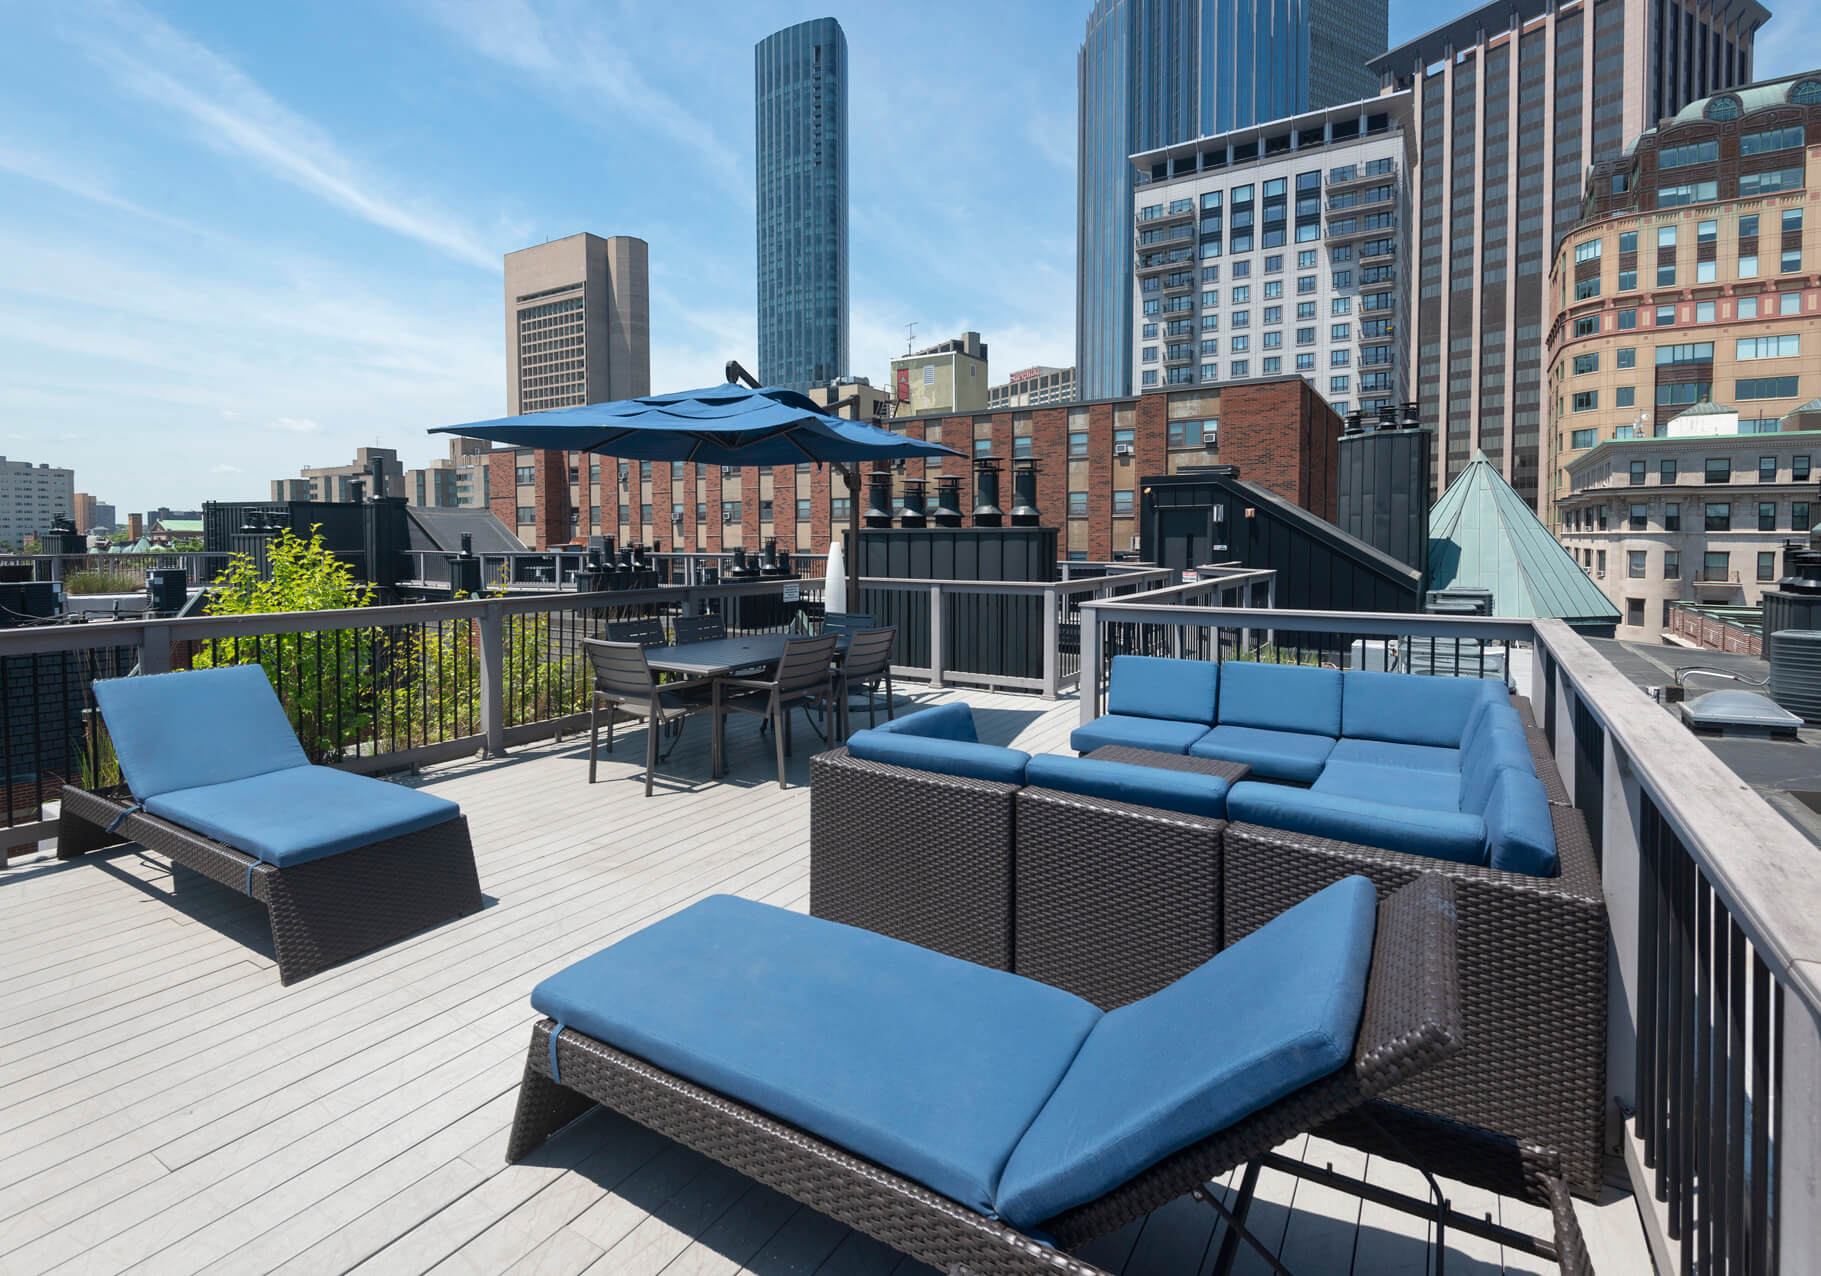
[1727,917,1748,1276]
[1768,980,1784,1276]
[1695,872,1714,1274]
[1667,839,1688,1227]
[1636,799,1660,1171]
[30,653,45,821]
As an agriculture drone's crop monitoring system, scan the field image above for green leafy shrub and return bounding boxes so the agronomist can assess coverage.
[64,570,143,595]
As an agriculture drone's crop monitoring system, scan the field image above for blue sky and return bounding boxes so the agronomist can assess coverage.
[2,1,1815,515]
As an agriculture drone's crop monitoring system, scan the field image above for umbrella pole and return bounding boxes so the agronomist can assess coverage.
[841,464,861,617]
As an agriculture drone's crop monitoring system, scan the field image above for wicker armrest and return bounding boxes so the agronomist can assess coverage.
[809,747,1020,969]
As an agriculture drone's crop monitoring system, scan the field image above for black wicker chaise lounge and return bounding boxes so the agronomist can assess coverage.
[58,665,482,985]
[503,876,1533,1276]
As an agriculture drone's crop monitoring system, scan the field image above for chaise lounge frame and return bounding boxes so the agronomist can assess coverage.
[503,879,1582,1276]
[57,785,483,986]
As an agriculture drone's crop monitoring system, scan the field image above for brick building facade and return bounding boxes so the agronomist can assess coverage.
[489,376,1339,561]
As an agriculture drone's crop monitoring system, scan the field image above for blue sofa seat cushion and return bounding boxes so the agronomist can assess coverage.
[94,666,310,800]
[1070,714,1211,757]
[1459,725,1536,815]
[1342,672,1504,749]
[1216,662,1343,737]
[847,730,1029,786]
[142,766,461,868]
[531,895,1102,1217]
[995,876,1378,1228]
[869,702,979,743]
[1228,781,1488,866]
[1189,724,1336,784]
[1484,769,1559,876]
[1106,655,1219,725]
[1327,737,1462,775]
[1025,754,1229,819]
[1313,761,1462,813]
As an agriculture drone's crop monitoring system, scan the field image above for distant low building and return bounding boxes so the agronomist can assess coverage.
[988,366,1075,409]
[150,517,204,546]
[73,493,116,534]
[405,438,492,509]
[890,332,988,417]
[272,448,405,503]
[0,456,75,550]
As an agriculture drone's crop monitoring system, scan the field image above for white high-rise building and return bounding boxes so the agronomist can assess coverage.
[0,457,75,550]
[1129,95,1413,420]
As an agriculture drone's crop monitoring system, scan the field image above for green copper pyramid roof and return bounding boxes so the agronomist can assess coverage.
[1428,452,1620,625]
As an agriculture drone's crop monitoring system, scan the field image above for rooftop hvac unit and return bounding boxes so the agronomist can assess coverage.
[1768,629,1821,723]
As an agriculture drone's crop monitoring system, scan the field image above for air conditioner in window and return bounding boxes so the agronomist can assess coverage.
[1114,443,1135,456]
[722,513,734,524]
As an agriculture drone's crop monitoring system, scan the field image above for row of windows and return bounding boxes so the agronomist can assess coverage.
[1565,498,1812,535]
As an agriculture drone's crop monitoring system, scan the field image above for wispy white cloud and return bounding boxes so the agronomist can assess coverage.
[412,0,749,200]
[69,0,499,270]
[268,417,321,434]
[209,462,241,473]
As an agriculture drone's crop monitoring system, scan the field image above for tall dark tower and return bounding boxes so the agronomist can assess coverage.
[755,18,849,392]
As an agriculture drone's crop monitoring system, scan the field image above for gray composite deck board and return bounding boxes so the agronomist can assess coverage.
[0,687,1643,1276]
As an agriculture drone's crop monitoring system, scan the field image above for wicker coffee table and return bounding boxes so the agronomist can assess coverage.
[1085,745,1251,786]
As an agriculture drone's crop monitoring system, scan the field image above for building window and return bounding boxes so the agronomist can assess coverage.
[1627,598,1646,627]
[1760,456,1779,483]
[1167,419,1206,448]
[1111,490,1134,515]
[515,506,534,524]
[1630,502,1649,529]
[1628,550,1647,578]
[1616,347,1636,369]
[1705,457,1731,483]
[515,466,535,484]
[1758,552,1778,582]
[1759,502,1778,531]
[794,499,811,522]
[1629,460,1647,486]
[1572,391,1598,412]
[1737,335,1800,360]
[1597,550,1607,575]
[1616,387,1635,407]
[1661,459,1677,483]
[1794,502,1811,532]
[1617,309,1637,330]
[1574,316,1599,337]
[1795,456,1811,481]
[1067,491,1088,518]
[1665,502,1681,531]
[1703,550,1730,581]
[1737,376,1799,400]
[1572,353,1599,375]
[1705,502,1731,532]
[830,497,851,521]
[1068,430,1088,457]
[1570,428,1597,449]
[1664,550,1680,578]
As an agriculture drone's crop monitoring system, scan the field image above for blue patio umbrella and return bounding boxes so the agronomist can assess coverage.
[430,366,960,606]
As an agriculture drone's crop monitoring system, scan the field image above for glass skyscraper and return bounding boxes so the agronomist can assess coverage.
[1076,0,1388,400]
[755,17,848,392]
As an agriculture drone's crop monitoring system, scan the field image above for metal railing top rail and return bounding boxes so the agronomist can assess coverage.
[857,567,1179,595]
[1536,617,1821,1016]
[1081,600,1541,642]
[0,577,826,658]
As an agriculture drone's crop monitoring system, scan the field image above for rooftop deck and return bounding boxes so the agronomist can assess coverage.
[0,687,1649,1276]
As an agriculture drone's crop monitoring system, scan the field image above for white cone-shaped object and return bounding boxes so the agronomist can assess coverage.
[823,540,847,615]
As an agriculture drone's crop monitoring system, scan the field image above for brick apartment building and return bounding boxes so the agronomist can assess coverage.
[488,376,1339,561]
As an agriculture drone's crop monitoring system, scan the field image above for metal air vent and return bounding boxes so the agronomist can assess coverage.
[1768,630,1821,723]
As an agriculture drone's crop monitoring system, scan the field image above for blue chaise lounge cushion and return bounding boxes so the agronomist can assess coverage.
[93,666,310,799]
[530,895,1102,1217]
[1190,724,1335,783]
[1105,655,1220,724]
[1024,754,1230,819]
[994,876,1378,1228]
[1069,714,1212,756]
[143,767,460,868]
[1342,672,1504,749]
[1483,768,1559,876]
[1216,662,1343,737]
[1228,781,1488,865]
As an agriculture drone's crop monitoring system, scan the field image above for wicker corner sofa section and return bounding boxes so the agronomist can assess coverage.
[809,675,1608,1210]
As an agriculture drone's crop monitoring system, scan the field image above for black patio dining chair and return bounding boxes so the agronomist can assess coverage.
[582,639,717,796]
[713,634,840,789]
[606,617,668,647]
[820,611,873,636]
[672,613,726,644]
[834,626,897,734]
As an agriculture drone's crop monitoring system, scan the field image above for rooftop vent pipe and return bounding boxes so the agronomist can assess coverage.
[932,476,964,527]
[972,458,1003,527]
[1009,459,1041,526]
[898,478,927,528]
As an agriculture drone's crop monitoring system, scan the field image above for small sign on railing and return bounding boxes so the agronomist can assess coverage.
[1180,570,1199,584]
[782,583,800,602]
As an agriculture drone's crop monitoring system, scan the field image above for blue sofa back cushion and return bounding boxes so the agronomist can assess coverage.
[531,895,1102,1218]
[848,730,1029,786]
[994,876,1377,1228]
[94,666,311,800]
[1025,754,1229,820]
[142,766,460,868]
[1228,781,1488,866]
[869,701,978,743]
[1459,725,1535,816]
[1216,662,1343,738]
[1483,768,1559,876]
[1107,655,1219,725]
[1342,672,1504,749]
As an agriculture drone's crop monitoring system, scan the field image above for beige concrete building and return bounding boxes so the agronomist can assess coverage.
[503,233,650,415]
[272,447,405,504]
[890,332,987,417]
[988,365,1076,409]
[1555,418,1818,640]
[1544,73,1821,528]
[0,457,74,549]
[404,438,491,509]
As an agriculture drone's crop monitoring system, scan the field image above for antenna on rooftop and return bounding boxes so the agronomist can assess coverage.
[904,322,918,355]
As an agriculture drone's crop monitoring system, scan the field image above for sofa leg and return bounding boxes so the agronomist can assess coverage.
[57,806,125,860]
